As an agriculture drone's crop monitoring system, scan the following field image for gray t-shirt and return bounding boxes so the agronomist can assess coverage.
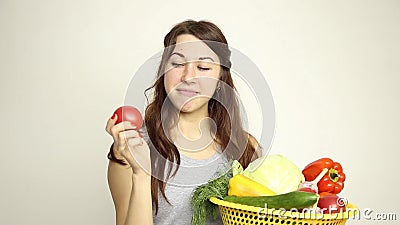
[153,151,228,225]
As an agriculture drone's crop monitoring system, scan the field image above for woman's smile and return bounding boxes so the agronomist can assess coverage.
[176,88,200,97]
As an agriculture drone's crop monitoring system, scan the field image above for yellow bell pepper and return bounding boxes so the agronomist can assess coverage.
[228,174,276,196]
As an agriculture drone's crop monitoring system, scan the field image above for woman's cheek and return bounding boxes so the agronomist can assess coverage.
[164,73,179,94]
[199,78,219,97]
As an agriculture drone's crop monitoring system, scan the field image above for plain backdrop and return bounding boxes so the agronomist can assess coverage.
[1,0,399,225]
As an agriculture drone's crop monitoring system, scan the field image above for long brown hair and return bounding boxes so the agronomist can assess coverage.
[109,19,261,214]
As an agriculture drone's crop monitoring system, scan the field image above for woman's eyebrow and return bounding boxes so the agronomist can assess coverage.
[171,52,215,62]
[198,56,215,62]
[171,52,185,58]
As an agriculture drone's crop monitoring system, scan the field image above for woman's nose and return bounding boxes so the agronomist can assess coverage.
[180,62,197,82]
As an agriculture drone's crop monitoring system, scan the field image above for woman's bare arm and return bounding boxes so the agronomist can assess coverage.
[124,173,153,225]
[107,160,132,225]
[106,116,154,225]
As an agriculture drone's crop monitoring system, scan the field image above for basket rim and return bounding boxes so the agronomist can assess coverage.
[209,196,358,220]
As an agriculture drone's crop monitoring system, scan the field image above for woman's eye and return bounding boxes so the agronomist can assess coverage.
[171,62,184,67]
[198,66,210,71]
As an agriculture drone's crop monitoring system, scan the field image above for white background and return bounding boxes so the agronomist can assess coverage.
[1,0,399,224]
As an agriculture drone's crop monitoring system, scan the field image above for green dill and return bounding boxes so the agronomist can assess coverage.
[191,169,232,225]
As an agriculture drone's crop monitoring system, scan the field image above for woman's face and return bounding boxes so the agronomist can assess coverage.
[164,34,221,113]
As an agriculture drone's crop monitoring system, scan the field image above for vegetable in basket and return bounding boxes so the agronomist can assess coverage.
[317,192,347,214]
[223,190,318,210]
[242,154,305,194]
[228,174,275,197]
[302,158,346,194]
[191,169,231,225]
[298,168,328,193]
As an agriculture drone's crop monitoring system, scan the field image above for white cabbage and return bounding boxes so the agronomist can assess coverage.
[242,154,305,194]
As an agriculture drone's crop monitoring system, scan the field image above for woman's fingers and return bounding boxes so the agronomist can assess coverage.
[115,130,144,152]
[120,121,138,131]
[115,135,150,173]
[126,140,151,173]
[106,115,151,173]
[127,137,143,147]
[117,130,142,143]
[110,121,138,139]
[106,115,149,171]
[105,114,118,134]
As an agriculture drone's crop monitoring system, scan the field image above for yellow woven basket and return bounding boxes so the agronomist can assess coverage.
[210,197,358,225]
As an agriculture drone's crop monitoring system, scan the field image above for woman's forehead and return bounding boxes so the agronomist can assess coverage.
[170,36,220,63]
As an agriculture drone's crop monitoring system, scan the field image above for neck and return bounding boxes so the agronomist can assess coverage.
[177,106,210,140]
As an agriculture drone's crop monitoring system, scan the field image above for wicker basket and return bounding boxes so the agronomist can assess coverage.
[210,197,358,225]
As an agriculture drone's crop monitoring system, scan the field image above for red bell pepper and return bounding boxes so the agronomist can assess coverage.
[302,158,346,194]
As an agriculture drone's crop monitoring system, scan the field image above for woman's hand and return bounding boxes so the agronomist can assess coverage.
[105,115,151,175]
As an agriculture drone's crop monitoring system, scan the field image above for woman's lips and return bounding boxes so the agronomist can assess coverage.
[176,89,199,97]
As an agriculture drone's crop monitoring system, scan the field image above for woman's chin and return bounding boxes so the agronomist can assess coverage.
[180,104,195,113]
[170,98,209,114]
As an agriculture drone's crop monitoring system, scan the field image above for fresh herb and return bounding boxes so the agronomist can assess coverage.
[191,169,232,225]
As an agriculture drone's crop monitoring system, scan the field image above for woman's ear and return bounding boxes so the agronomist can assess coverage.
[216,83,221,92]
[216,80,222,90]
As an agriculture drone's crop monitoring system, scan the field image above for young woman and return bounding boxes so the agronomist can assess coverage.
[105,20,261,225]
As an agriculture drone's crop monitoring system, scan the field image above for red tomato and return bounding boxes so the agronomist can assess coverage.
[112,106,143,129]
[319,192,336,197]
[317,194,346,214]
